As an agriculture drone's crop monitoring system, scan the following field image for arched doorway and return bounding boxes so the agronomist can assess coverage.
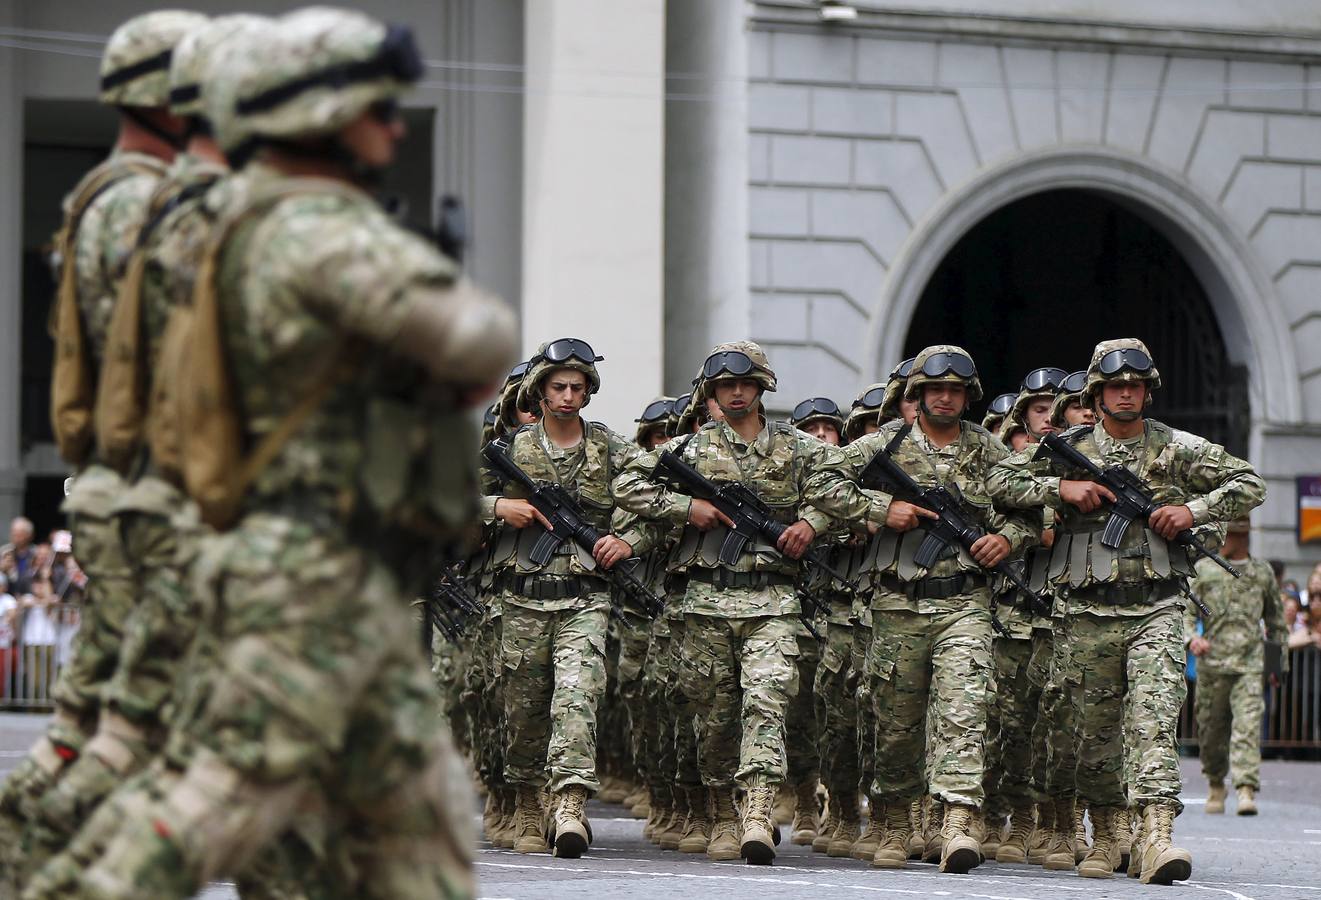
[904,189,1250,456]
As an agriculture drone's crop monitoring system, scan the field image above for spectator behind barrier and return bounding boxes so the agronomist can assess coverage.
[1289,600,1321,651]
[0,518,37,597]
[0,575,15,698]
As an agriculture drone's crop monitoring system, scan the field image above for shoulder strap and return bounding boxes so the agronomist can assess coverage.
[885,423,912,455]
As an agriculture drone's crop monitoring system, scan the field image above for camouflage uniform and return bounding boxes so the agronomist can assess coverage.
[1187,555,1285,792]
[988,339,1266,883]
[63,11,514,898]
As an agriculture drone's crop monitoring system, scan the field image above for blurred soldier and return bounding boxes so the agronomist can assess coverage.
[1187,518,1287,816]
[485,338,645,858]
[989,338,1265,884]
[636,398,675,451]
[615,342,888,865]
[821,345,1039,874]
[843,383,886,443]
[877,358,918,427]
[65,10,515,897]
[0,10,206,882]
[999,368,1067,445]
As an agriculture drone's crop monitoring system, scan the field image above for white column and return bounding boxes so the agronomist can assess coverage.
[521,0,665,429]
[0,0,26,523]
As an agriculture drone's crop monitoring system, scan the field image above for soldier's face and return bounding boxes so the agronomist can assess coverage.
[922,383,966,418]
[517,408,539,425]
[1101,381,1146,416]
[643,426,668,450]
[862,419,881,435]
[899,397,919,424]
[339,106,407,169]
[803,421,841,445]
[1008,430,1031,452]
[1063,401,1095,426]
[1026,398,1055,435]
[541,369,589,417]
[713,379,761,416]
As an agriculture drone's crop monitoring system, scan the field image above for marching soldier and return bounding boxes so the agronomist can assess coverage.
[1050,370,1095,429]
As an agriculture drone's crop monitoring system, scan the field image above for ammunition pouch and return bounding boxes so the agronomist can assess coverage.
[877,572,985,601]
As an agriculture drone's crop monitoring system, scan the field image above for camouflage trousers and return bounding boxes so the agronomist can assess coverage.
[679,613,799,789]
[867,602,992,806]
[57,513,476,900]
[983,630,1053,811]
[430,632,470,746]
[1195,669,1265,790]
[785,626,822,784]
[1062,606,1186,812]
[852,612,876,801]
[501,594,610,793]
[600,608,651,784]
[638,618,675,789]
[814,621,860,800]
[462,605,506,791]
[667,615,702,790]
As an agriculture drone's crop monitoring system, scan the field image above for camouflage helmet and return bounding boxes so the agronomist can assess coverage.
[674,390,706,435]
[903,344,983,403]
[517,338,603,413]
[481,402,501,446]
[635,397,675,446]
[981,392,1016,431]
[1049,370,1089,428]
[100,10,211,108]
[1004,367,1067,438]
[208,7,423,155]
[698,341,777,396]
[879,357,916,423]
[168,14,270,120]
[496,360,532,428]
[843,382,886,441]
[789,397,845,441]
[1082,338,1161,404]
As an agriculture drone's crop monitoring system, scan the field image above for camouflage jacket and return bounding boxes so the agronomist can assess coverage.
[213,164,511,572]
[823,419,1040,613]
[479,418,647,605]
[1187,556,1286,674]
[987,419,1266,617]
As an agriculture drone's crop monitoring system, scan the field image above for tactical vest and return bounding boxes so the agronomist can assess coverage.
[50,154,168,466]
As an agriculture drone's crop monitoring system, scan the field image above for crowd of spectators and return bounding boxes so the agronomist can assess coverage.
[0,517,84,700]
[1281,561,1321,651]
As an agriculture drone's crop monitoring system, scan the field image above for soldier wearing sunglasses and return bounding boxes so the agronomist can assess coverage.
[988,338,1266,884]
[614,342,889,866]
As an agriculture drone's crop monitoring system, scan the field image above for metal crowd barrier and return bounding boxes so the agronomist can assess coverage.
[0,603,82,710]
[1179,645,1321,752]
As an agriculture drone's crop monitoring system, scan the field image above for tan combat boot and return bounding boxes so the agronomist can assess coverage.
[1128,808,1146,879]
[791,780,820,845]
[1140,800,1192,885]
[938,804,982,874]
[827,801,862,857]
[812,795,841,853]
[1078,805,1121,878]
[1074,800,1089,863]
[1043,796,1076,871]
[996,801,1036,864]
[907,797,925,859]
[1115,807,1133,873]
[482,790,503,844]
[598,774,627,805]
[677,785,712,853]
[707,786,742,861]
[871,800,914,868]
[551,785,592,858]
[921,798,945,863]
[627,784,651,819]
[740,785,779,865]
[657,785,691,850]
[772,784,795,825]
[1205,780,1226,814]
[495,786,519,849]
[512,783,548,854]
[849,800,886,860]
[1236,785,1258,816]
[981,812,1003,859]
[644,784,671,840]
[1027,799,1054,865]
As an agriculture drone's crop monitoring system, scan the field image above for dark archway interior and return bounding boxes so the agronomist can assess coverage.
[904,188,1248,456]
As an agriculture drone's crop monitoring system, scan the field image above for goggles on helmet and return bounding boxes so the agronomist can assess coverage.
[533,338,603,367]
[483,405,498,427]
[504,360,530,384]
[671,393,693,416]
[1098,348,1155,377]
[890,358,915,383]
[854,387,887,410]
[102,48,175,94]
[987,393,1016,416]
[237,23,424,115]
[791,397,842,423]
[1059,370,1088,394]
[701,350,756,380]
[637,399,672,423]
[918,351,976,379]
[1021,366,1068,393]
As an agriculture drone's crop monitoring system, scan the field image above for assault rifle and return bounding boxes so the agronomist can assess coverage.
[858,445,1053,634]
[651,450,856,590]
[424,564,483,644]
[1034,430,1237,618]
[482,439,664,618]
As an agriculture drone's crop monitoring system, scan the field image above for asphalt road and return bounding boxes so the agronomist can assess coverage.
[2,713,1319,900]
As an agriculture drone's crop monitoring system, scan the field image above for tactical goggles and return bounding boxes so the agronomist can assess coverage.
[701,350,757,380]
[918,352,976,379]
[637,399,673,423]
[237,24,424,115]
[1021,366,1068,393]
[483,404,498,426]
[102,48,174,93]
[890,357,915,383]
[1059,370,1088,394]
[791,397,842,423]
[503,360,530,384]
[853,387,887,410]
[1097,348,1154,377]
[534,338,603,367]
[671,393,693,417]
[987,393,1016,416]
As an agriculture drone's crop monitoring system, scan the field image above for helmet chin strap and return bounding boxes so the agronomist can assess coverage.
[718,402,754,420]
[919,398,961,427]
[1099,402,1142,423]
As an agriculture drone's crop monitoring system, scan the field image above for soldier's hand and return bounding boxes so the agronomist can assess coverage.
[688,499,736,531]
[493,498,553,531]
[885,501,938,532]
[1189,635,1211,657]
[1059,479,1116,512]
[777,520,816,560]
[970,533,1011,568]
[1041,528,1056,549]
[1149,504,1193,540]
[593,535,633,570]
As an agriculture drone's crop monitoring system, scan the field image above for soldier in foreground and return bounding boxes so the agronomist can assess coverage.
[1187,517,1287,816]
[989,338,1265,884]
[61,9,515,897]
